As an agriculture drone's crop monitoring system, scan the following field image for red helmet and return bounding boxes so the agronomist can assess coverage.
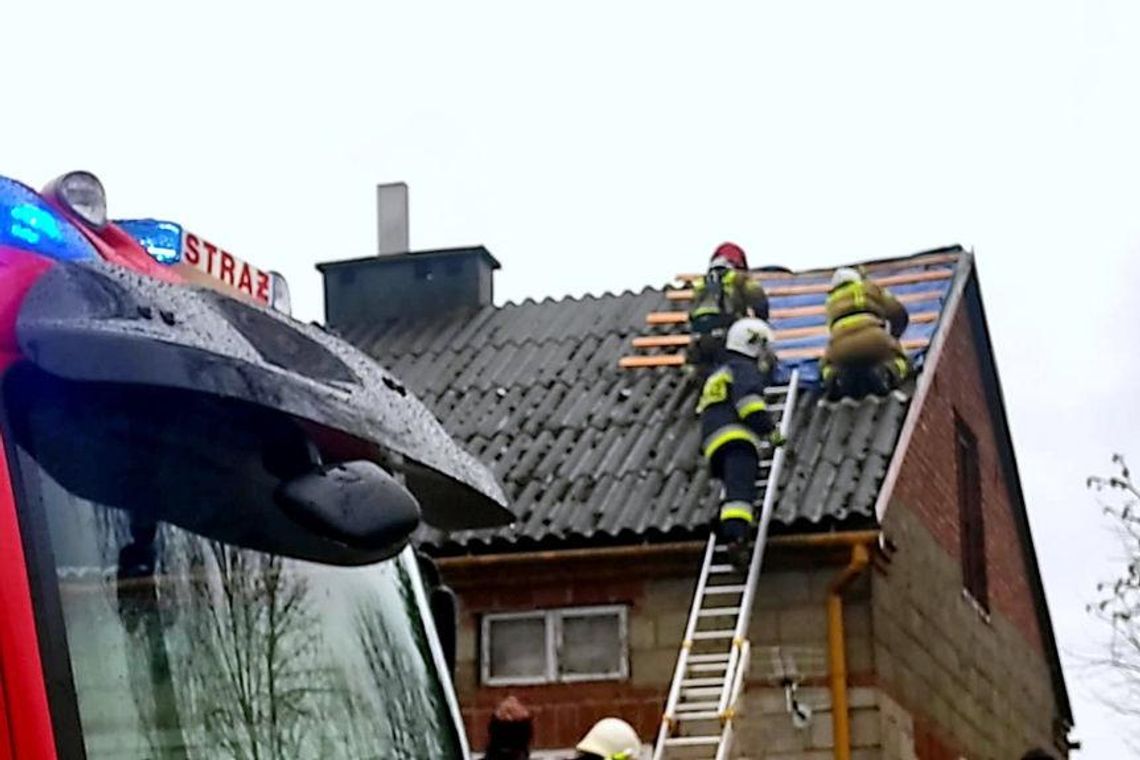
[710,242,748,270]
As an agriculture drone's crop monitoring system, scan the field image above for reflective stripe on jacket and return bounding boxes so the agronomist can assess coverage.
[697,354,776,463]
[825,279,908,338]
[689,269,770,325]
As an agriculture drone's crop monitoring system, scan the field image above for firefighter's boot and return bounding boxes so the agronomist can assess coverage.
[717,502,753,572]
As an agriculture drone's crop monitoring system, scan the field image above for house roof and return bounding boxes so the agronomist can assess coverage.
[339,246,967,555]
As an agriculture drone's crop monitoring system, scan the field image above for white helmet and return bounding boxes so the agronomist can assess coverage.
[576,717,641,759]
[725,317,773,358]
[830,266,861,289]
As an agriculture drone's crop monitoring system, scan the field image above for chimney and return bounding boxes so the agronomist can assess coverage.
[317,183,499,332]
[377,182,409,255]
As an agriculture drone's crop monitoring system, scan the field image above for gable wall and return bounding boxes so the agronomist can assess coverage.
[877,292,1063,757]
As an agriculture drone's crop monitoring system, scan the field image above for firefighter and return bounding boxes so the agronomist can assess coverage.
[574,717,641,759]
[697,318,785,553]
[820,267,910,401]
[686,242,770,373]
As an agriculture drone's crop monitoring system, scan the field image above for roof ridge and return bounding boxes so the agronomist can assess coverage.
[497,285,667,310]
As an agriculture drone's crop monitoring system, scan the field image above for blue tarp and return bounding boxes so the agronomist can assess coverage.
[763,261,957,388]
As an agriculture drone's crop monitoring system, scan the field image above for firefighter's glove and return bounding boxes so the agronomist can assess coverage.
[768,430,787,448]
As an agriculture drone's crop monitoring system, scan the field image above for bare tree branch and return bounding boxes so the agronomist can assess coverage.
[1087,454,1140,744]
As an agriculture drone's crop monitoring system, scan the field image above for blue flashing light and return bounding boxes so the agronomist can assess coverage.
[116,218,183,265]
[11,203,63,245]
[0,177,97,262]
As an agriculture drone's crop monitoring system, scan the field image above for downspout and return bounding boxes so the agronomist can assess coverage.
[828,540,872,760]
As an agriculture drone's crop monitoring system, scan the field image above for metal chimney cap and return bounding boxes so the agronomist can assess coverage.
[377,182,409,256]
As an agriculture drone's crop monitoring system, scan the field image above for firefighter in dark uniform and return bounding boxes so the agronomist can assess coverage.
[820,267,910,400]
[697,317,785,551]
[687,242,770,373]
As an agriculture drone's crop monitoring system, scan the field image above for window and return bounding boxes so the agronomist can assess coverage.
[481,606,628,685]
[956,416,988,610]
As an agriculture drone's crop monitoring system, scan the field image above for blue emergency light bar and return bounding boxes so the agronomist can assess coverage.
[115,218,183,264]
[0,176,97,262]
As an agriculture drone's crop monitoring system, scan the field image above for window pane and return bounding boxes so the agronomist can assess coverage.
[488,617,547,680]
[955,417,988,610]
[561,613,622,677]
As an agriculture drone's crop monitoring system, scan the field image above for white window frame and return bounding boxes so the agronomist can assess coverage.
[481,605,629,686]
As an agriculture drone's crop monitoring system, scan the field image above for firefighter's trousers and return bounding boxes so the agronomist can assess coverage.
[716,442,759,525]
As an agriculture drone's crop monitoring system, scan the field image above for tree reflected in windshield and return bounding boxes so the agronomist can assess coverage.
[23,466,463,759]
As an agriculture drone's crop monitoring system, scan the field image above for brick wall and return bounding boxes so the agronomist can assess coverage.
[891,295,1044,654]
[877,291,1064,757]
[449,563,660,749]
[444,551,879,757]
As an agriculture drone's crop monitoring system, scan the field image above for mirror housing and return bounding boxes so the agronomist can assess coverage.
[5,366,421,566]
[276,461,420,551]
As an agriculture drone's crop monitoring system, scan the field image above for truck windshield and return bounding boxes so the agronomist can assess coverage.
[5,372,465,759]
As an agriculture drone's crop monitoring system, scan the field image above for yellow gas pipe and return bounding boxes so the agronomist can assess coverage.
[827,540,873,760]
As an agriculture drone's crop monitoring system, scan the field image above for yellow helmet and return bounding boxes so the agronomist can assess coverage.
[576,717,641,759]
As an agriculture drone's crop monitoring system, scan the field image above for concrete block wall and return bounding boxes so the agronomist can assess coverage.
[732,686,884,760]
[871,505,1059,758]
[877,289,1067,757]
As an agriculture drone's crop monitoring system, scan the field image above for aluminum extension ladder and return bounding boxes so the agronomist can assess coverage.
[652,369,801,760]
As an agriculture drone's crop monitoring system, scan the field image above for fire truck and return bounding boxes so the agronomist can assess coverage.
[0,171,511,759]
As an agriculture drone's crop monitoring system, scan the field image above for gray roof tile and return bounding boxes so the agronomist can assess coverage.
[339,249,965,554]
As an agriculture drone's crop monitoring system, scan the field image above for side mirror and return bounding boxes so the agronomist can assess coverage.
[430,586,459,678]
[6,366,420,566]
[276,461,421,552]
[417,553,459,679]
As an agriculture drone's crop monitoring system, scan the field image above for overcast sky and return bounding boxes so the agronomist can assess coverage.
[5,1,1139,755]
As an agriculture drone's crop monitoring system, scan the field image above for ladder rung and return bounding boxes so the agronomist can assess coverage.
[682,686,724,697]
[713,543,756,554]
[702,584,745,595]
[687,662,728,674]
[697,606,741,617]
[665,735,720,747]
[687,653,731,663]
[691,630,734,640]
[673,709,720,722]
[707,564,739,574]
[681,677,727,687]
[675,700,720,712]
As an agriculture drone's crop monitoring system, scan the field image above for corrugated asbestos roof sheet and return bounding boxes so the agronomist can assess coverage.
[339,248,966,555]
